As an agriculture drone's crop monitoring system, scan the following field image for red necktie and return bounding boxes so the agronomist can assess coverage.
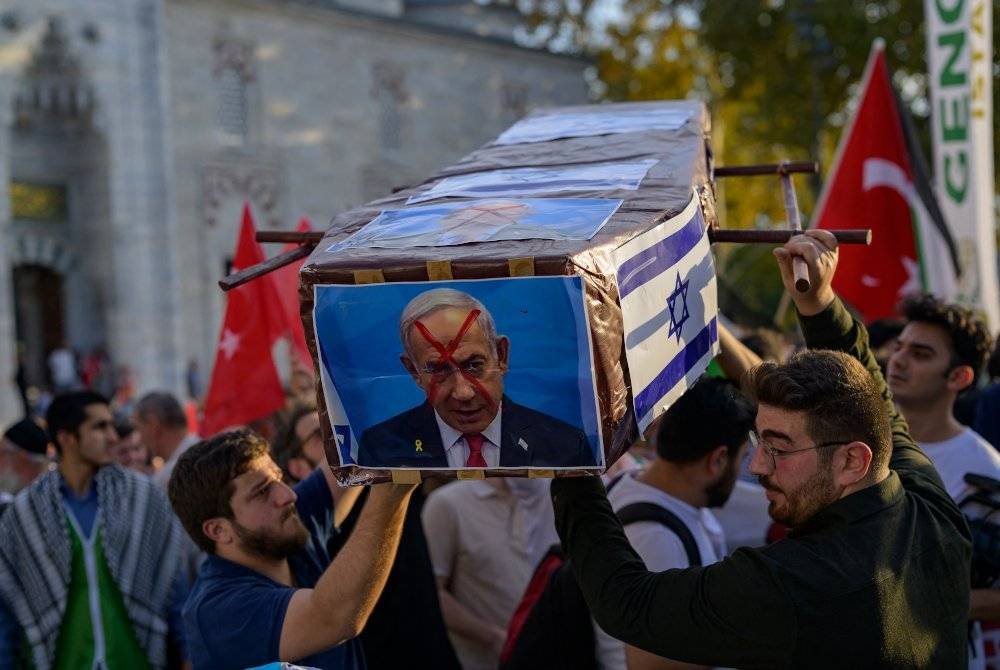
[464,433,487,467]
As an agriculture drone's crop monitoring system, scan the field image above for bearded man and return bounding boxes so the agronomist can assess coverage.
[167,429,414,670]
[549,230,972,668]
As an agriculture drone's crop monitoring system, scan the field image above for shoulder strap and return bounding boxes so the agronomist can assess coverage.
[616,502,702,567]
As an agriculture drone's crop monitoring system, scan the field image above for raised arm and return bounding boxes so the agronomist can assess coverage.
[715,322,763,384]
[278,482,415,661]
[773,231,944,489]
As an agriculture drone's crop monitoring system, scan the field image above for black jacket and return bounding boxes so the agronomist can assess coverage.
[551,298,972,669]
[357,396,597,468]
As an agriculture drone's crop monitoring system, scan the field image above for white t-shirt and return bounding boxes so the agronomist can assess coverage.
[919,428,1000,670]
[423,479,557,670]
[920,428,1000,504]
[593,470,726,670]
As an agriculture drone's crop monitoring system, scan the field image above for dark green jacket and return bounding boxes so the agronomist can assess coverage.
[551,298,972,669]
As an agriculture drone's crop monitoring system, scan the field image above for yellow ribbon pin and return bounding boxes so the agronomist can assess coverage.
[415,439,423,453]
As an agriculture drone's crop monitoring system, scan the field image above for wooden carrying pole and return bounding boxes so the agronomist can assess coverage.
[219,161,871,293]
[715,160,826,293]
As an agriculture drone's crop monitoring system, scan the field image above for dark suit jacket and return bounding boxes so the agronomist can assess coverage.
[357,396,596,468]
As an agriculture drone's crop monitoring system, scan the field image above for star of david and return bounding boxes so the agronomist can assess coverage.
[666,272,690,343]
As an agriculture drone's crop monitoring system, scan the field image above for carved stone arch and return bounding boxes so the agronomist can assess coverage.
[202,161,283,229]
[13,16,95,131]
[8,231,76,274]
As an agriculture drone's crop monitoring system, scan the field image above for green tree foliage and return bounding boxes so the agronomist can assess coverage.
[514,0,998,325]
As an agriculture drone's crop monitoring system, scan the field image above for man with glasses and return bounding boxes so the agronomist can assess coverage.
[0,391,189,668]
[550,231,971,667]
[357,288,596,469]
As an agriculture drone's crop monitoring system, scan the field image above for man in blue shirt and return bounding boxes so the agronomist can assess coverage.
[168,428,415,670]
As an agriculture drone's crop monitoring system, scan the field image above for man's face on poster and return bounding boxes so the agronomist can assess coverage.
[402,307,510,435]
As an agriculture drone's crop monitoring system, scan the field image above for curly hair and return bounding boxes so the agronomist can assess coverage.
[745,350,891,475]
[901,293,993,381]
[167,428,270,553]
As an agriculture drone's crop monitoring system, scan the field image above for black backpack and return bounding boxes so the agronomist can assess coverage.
[499,479,702,670]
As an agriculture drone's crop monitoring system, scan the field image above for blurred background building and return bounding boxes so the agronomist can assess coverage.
[0,0,588,423]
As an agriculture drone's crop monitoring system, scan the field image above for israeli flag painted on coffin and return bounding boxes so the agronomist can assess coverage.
[613,190,719,432]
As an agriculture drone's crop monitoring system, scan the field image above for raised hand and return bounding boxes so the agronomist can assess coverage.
[773,230,839,317]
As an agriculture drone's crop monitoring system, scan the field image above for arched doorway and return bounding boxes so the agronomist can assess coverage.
[12,264,66,388]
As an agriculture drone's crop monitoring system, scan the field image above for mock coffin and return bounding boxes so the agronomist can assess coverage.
[301,100,720,484]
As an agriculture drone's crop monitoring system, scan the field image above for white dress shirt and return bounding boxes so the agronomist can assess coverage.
[434,410,502,468]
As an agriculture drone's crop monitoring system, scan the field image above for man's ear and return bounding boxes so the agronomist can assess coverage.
[946,365,975,393]
[55,430,76,456]
[203,518,234,548]
[496,336,510,372]
[706,444,729,476]
[835,441,873,487]
[401,355,422,384]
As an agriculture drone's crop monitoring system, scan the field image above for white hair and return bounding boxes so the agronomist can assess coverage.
[399,288,498,360]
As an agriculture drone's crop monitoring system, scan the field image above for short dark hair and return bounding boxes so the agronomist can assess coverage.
[656,377,756,463]
[167,428,270,553]
[134,391,188,429]
[272,402,318,482]
[45,391,109,450]
[745,350,891,474]
[901,293,993,382]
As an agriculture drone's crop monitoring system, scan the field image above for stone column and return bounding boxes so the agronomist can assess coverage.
[96,0,184,398]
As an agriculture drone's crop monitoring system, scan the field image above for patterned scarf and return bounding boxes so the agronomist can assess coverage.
[0,465,182,670]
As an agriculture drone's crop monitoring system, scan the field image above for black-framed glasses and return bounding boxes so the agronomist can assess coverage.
[749,431,848,470]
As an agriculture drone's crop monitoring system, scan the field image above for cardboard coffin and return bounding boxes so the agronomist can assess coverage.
[300,100,719,484]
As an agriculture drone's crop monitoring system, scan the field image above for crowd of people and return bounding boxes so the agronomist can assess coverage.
[1,232,999,669]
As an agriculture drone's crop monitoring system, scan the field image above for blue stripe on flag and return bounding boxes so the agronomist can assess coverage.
[633,317,718,421]
[616,208,703,300]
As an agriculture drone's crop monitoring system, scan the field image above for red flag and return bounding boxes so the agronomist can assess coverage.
[273,217,314,367]
[815,41,958,322]
[201,203,286,436]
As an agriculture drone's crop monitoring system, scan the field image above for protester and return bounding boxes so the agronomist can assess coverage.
[423,477,556,670]
[168,428,414,669]
[134,391,201,489]
[113,418,155,476]
[0,391,188,669]
[593,377,756,670]
[0,418,51,498]
[886,293,999,666]
[887,294,996,498]
[273,403,328,485]
[550,230,971,667]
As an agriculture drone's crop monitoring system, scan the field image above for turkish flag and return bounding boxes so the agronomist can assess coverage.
[273,217,314,367]
[201,203,286,436]
[815,42,957,322]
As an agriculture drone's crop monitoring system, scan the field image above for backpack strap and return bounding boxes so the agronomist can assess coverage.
[616,502,703,567]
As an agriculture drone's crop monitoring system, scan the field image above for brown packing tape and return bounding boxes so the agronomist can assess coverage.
[507,257,535,277]
[529,469,555,479]
[457,470,486,480]
[390,470,422,484]
[353,269,386,284]
[426,260,454,280]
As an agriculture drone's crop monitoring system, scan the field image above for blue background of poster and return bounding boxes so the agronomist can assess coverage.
[313,276,601,463]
